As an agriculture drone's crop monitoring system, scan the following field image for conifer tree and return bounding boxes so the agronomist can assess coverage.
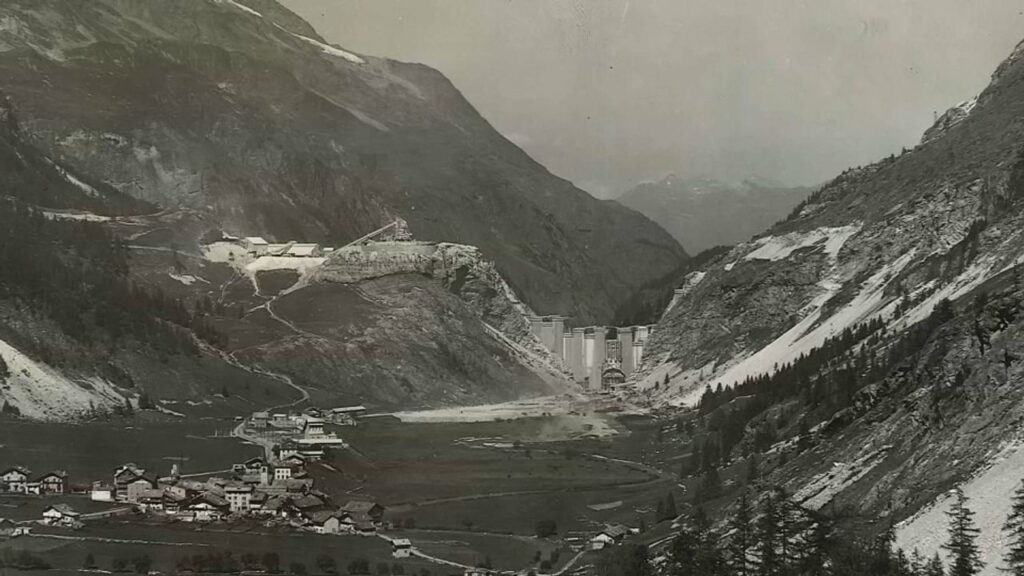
[1003,478,1024,575]
[942,488,983,576]
[666,492,678,521]
[756,491,782,576]
[925,553,945,576]
[727,493,755,576]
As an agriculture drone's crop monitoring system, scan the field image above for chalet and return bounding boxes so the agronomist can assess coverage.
[271,413,290,426]
[113,464,146,501]
[125,476,157,503]
[42,504,80,527]
[0,517,16,537]
[252,411,269,428]
[241,457,270,485]
[306,511,342,534]
[392,538,413,558]
[1,466,30,493]
[224,485,253,513]
[136,489,166,511]
[249,490,269,514]
[590,524,629,550]
[292,493,327,515]
[341,500,385,524]
[37,471,68,494]
[162,491,187,514]
[244,237,269,256]
[91,481,114,502]
[183,492,229,522]
[283,478,314,494]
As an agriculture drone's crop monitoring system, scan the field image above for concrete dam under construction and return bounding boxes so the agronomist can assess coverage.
[528,317,653,392]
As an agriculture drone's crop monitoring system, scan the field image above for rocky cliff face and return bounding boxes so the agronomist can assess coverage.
[0,0,685,324]
[642,36,1024,403]
[636,36,1024,566]
[616,177,813,253]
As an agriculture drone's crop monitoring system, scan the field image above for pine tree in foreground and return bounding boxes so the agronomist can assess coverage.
[1003,478,1024,575]
[942,487,983,576]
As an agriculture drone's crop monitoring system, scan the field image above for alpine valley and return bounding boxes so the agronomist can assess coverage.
[1,2,1024,576]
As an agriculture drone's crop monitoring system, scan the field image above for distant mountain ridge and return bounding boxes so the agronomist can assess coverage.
[616,176,814,253]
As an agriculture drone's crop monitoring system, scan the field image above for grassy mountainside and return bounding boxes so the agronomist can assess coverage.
[0,0,686,324]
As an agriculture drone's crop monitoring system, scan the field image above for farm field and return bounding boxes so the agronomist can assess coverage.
[1,521,437,575]
[1,405,677,574]
[0,417,258,484]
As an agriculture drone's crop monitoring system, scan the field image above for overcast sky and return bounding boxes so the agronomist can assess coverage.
[281,0,1023,198]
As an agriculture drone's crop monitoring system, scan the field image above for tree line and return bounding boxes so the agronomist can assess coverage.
[606,479,1024,576]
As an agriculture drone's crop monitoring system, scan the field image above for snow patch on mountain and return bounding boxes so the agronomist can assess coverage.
[43,158,100,197]
[285,28,365,64]
[212,0,262,18]
[0,338,123,420]
[744,224,860,262]
[896,439,1024,576]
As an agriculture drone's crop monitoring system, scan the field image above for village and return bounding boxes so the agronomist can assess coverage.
[0,403,644,576]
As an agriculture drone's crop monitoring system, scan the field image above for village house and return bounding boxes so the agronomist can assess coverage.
[249,490,269,514]
[136,489,167,512]
[341,500,385,524]
[125,476,157,503]
[183,492,229,522]
[590,524,630,550]
[37,471,68,494]
[224,485,253,513]
[392,538,413,558]
[306,510,343,534]
[162,491,188,514]
[1,466,30,493]
[273,461,307,482]
[113,464,147,501]
[42,504,80,527]
[91,481,114,502]
[252,411,270,428]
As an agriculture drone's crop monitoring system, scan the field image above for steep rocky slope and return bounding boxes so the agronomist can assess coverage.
[636,37,1024,570]
[0,0,685,324]
[0,113,294,420]
[617,176,813,253]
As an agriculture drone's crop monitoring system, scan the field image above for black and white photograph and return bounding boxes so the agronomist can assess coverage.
[1,1,1024,575]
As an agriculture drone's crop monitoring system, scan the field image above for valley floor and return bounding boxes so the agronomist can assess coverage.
[0,396,693,575]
